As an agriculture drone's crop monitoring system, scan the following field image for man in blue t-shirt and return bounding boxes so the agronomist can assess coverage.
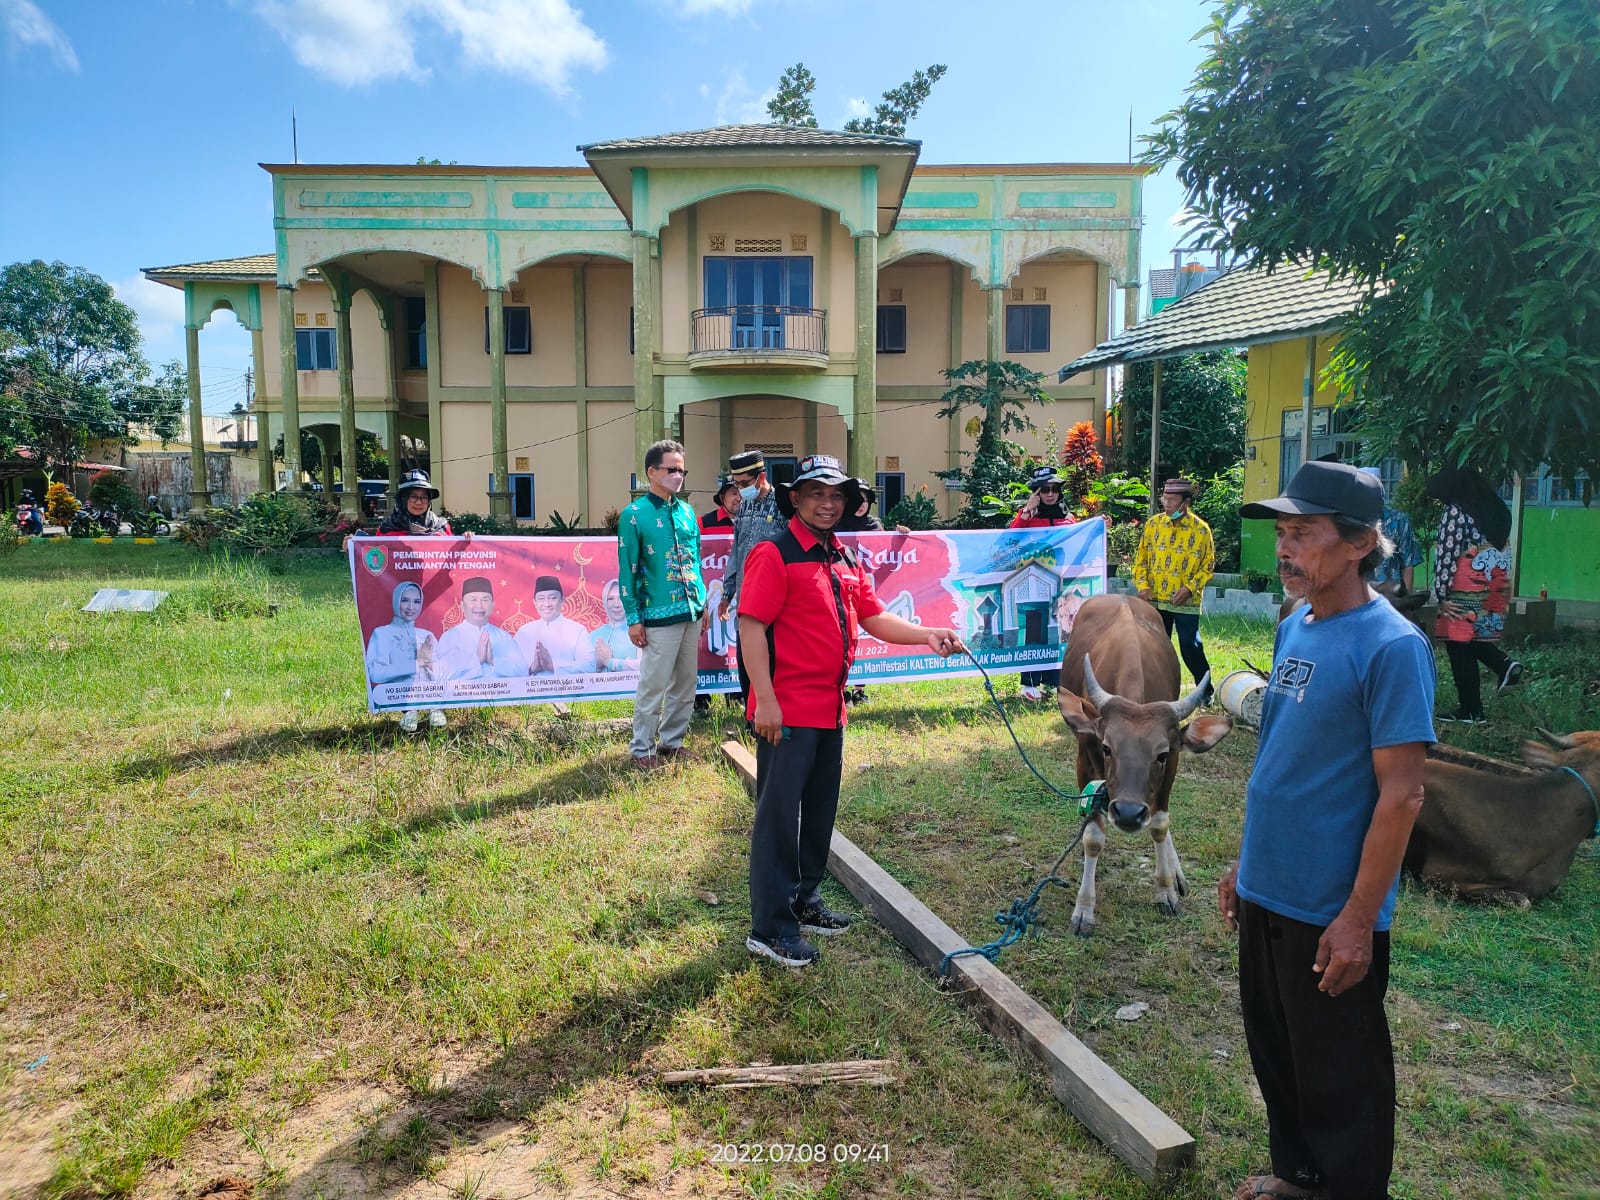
[1221,461,1435,1200]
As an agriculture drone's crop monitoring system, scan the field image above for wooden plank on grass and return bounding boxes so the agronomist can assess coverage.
[720,740,1195,1187]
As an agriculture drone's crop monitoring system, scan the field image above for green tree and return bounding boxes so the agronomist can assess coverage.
[272,428,387,480]
[1147,0,1600,484]
[1114,350,1246,481]
[0,259,185,468]
[936,359,1051,526]
[766,62,947,136]
[765,63,818,127]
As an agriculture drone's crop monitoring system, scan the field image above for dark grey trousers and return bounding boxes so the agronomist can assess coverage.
[1238,899,1395,1200]
[749,726,844,940]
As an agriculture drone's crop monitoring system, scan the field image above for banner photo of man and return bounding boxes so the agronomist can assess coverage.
[350,519,1104,711]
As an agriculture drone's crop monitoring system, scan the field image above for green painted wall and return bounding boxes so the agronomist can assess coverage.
[1519,503,1600,601]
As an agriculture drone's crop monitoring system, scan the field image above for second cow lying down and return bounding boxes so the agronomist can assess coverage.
[1056,595,1234,935]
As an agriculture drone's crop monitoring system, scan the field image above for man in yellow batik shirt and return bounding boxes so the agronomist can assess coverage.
[1132,477,1215,700]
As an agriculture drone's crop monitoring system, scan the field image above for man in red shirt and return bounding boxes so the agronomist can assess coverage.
[738,454,965,967]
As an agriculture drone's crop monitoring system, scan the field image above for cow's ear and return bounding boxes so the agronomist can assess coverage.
[1181,713,1233,754]
[1521,740,1561,770]
[1058,689,1099,737]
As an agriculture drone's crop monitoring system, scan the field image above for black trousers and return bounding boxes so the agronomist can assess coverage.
[1020,667,1060,688]
[749,726,844,940]
[1160,608,1212,691]
[1238,900,1394,1200]
[1443,640,1511,719]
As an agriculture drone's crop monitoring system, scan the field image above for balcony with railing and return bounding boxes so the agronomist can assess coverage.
[689,305,828,370]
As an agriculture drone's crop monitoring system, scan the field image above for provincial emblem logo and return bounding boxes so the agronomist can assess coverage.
[362,545,387,576]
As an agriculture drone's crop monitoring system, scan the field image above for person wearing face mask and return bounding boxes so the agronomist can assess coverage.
[718,450,788,705]
[700,475,741,532]
[617,439,708,769]
[738,454,966,967]
[1132,477,1216,701]
[365,580,443,733]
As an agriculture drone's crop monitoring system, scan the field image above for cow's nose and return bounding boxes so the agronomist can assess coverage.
[1109,800,1149,832]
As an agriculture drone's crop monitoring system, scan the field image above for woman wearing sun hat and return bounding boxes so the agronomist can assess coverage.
[1010,466,1077,699]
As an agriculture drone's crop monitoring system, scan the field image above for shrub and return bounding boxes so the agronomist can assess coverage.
[443,511,519,536]
[1193,463,1244,573]
[88,471,139,514]
[1106,518,1143,574]
[44,481,79,527]
[0,514,20,557]
[177,506,240,552]
[1061,421,1104,504]
[886,486,940,530]
[601,507,622,534]
[225,493,328,553]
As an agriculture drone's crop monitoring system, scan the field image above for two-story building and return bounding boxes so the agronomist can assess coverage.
[145,124,1147,523]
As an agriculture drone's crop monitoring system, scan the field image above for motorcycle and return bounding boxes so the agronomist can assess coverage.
[135,507,172,537]
[14,501,44,536]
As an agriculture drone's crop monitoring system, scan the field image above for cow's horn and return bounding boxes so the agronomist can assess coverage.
[1168,673,1211,722]
[1082,655,1114,710]
[1537,726,1577,749]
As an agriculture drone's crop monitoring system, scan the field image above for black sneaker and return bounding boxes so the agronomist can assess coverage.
[796,902,853,937]
[746,932,819,967]
[1498,661,1524,693]
[1440,711,1487,725]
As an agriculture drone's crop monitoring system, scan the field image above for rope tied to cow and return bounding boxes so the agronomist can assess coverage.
[938,652,1108,979]
[1561,766,1600,846]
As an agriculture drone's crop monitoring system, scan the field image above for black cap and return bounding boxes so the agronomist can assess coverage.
[728,450,765,475]
[396,469,440,500]
[713,475,739,503]
[1240,460,1383,524]
[1027,466,1065,491]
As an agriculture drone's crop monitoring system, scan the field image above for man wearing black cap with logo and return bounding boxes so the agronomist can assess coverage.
[738,454,965,967]
[719,450,786,620]
[1220,461,1434,1200]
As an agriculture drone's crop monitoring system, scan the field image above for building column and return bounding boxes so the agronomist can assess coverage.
[947,262,966,520]
[1123,282,1140,332]
[384,407,401,512]
[986,285,1006,362]
[572,265,590,524]
[251,325,272,493]
[487,287,511,519]
[850,231,878,480]
[276,286,303,488]
[331,275,361,519]
[422,263,443,510]
[183,320,211,512]
[317,429,337,494]
[631,231,659,475]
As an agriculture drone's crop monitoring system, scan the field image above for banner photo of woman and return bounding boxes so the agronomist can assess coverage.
[349,520,1106,713]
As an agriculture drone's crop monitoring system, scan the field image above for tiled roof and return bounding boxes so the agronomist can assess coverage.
[143,254,278,281]
[580,123,918,153]
[1058,261,1378,379]
[1148,268,1177,300]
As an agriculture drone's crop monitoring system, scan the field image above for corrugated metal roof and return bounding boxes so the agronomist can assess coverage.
[1058,262,1378,380]
[142,254,278,281]
[580,123,918,153]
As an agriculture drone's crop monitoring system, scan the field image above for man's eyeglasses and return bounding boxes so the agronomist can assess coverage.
[654,466,687,476]
[732,472,758,484]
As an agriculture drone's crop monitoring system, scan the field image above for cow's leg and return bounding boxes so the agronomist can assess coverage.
[1150,810,1187,915]
[1071,816,1106,936]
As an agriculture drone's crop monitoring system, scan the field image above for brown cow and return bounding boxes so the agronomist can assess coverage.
[1407,729,1600,905]
[1057,594,1234,935]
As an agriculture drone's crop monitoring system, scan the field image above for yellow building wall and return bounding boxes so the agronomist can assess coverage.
[438,263,577,388]
[1239,334,1343,572]
[586,401,635,518]
[1009,259,1099,372]
[876,262,951,386]
[257,280,390,402]
[584,263,634,386]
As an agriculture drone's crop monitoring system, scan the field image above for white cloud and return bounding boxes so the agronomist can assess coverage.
[838,95,870,125]
[2,0,78,71]
[113,275,186,345]
[247,0,607,92]
[710,70,772,125]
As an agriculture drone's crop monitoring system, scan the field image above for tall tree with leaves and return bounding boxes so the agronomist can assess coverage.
[766,62,947,137]
[765,63,819,127]
[1115,350,1247,481]
[936,359,1051,525]
[0,259,185,468]
[1147,0,1600,485]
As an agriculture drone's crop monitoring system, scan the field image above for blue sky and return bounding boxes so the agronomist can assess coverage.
[0,0,1216,417]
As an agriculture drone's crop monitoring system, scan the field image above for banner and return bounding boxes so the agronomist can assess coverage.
[349,520,1106,713]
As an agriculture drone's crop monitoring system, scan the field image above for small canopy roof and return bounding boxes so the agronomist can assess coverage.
[1057,261,1378,381]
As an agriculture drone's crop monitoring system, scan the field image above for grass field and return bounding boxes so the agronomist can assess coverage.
[0,541,1596,1199]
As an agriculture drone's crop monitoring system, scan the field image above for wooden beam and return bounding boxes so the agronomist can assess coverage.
[720,740,1195,1187]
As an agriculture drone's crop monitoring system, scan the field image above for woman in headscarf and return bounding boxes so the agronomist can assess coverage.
[370,470,464,730]
[365,580,443,733]
[1426,466,1521,723]
[1010,466,1078,529]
